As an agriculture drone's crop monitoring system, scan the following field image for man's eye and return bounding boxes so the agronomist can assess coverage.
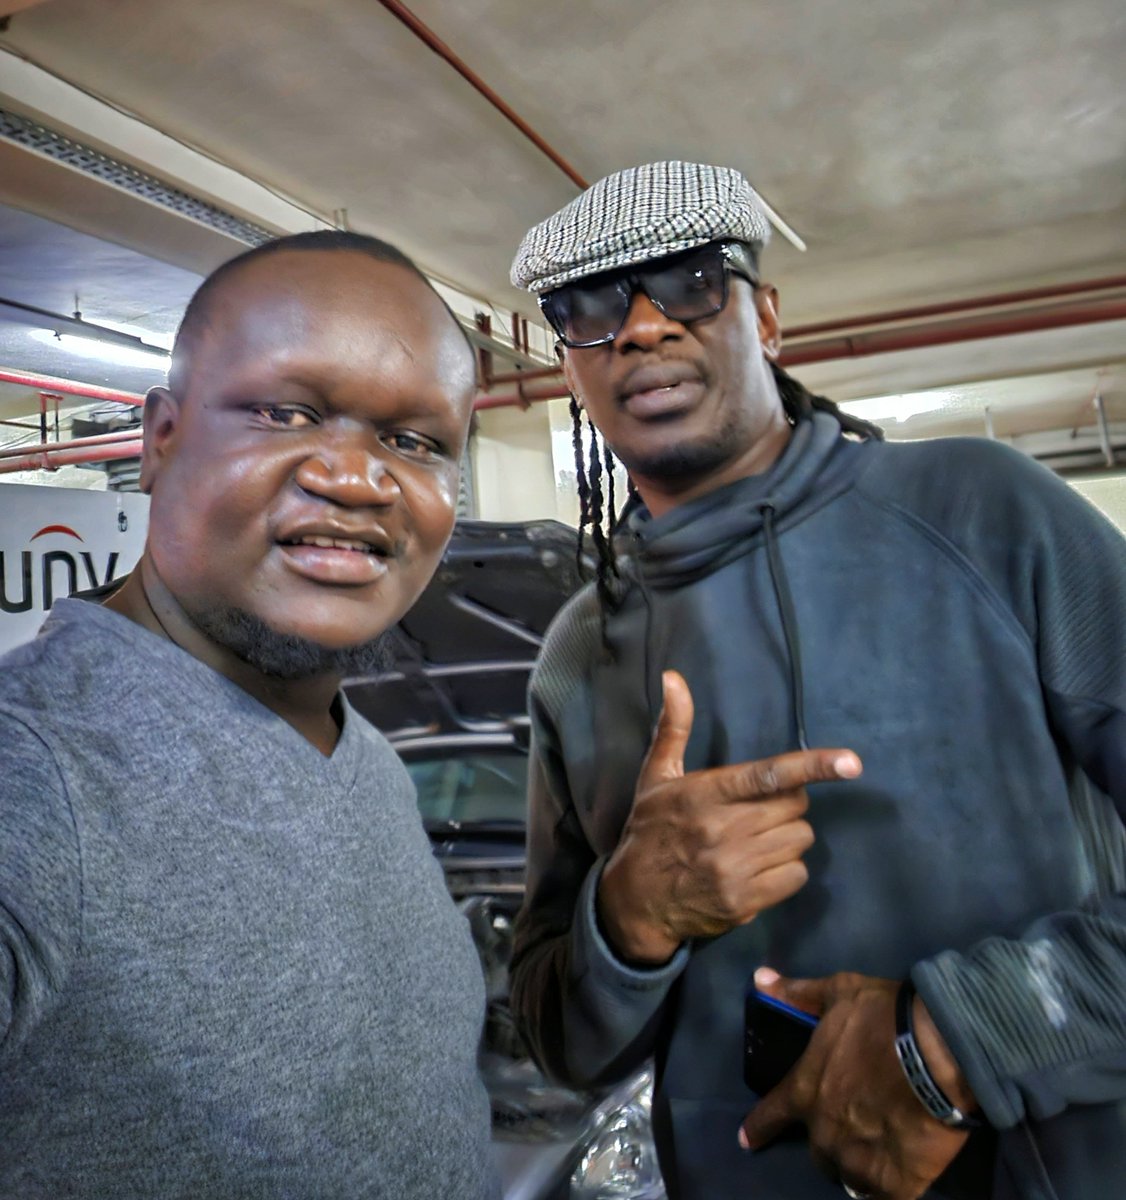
[253,405,318,428]
[383,430,443,459]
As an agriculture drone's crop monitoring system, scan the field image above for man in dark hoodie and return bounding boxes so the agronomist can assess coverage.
[507,161,1126,1200]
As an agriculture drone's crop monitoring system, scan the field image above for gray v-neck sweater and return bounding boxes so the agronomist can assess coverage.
[0,600,497,1199]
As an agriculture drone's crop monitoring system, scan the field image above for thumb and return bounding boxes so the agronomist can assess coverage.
[753,967,829,1018]
[639,670,694,785]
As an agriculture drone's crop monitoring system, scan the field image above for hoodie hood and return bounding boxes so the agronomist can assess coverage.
[618,410,867,591]
[602,409,875,750]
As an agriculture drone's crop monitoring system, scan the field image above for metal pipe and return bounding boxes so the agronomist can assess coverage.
[375,0,588,189]
[481,365,563,387]
[1093,391,1116,468]
[0,427,143,462]
[474,381,570,410]
[472,294,1126,408]
[0,368,145,406]
[780,296,1126,368]
[784,274,1126,339]
[0,438,143,475]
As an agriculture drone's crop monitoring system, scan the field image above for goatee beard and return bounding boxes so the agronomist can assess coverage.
[194,604,393,681]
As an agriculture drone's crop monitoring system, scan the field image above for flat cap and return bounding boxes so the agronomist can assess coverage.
[511,160,772,294]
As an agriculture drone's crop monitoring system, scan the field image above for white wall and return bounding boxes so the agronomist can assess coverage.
[1070,472,1126,533]
[472,402,560,523]
[472,397,630,529]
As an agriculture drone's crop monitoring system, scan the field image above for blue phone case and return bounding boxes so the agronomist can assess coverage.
[744,984,818,1096]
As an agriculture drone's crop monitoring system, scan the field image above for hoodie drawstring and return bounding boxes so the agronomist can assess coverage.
[760,503,809,752]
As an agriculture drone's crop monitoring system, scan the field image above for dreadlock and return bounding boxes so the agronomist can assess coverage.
[569,365,883,641]
[769,362,884,441]
[569,396,623,637]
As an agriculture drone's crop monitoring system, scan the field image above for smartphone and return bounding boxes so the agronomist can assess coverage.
[744,985,818,1096]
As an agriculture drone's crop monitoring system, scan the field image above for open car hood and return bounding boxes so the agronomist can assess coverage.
[345,518,586,740]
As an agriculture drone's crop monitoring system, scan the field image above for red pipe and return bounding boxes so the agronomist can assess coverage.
[0,427,143,462]
[474,381,570,410]
[480,365,563,387]
[785,274,1126,339]
[471,292,1126,409]
[0,368,145,406]
[780,296,1126,367]
[8,286,1121,422]
[0,438,144,475]
[376,0,587,189]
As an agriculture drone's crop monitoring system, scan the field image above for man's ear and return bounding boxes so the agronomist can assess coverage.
[755,284,782,361]
[138,386,182,494]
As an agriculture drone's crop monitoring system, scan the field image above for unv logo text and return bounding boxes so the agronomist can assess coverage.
[0,526,121,614]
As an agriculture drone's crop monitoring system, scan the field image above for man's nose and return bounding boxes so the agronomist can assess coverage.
[294,434,402,507]
[615,289,685,350]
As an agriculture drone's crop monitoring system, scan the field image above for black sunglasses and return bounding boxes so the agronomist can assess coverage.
[539,241,759,349]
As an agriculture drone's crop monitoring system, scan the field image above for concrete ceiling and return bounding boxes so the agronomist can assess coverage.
[0,0,1124,463]
[0,203,194,392]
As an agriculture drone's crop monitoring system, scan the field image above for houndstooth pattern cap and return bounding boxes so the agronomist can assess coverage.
[510,161,772,294]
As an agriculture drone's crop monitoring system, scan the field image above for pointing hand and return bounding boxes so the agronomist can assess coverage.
[597,670,862,964]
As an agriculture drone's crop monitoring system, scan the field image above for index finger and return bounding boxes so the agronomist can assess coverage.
[711,747,862,802]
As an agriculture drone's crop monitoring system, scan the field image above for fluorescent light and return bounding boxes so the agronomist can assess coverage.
[838,390,957,423]
[28,328,169,371]
[89,318,173,350]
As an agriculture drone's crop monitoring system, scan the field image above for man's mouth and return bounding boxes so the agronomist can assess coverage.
[283,534,386,556]
[277,530,394,585]
[619,363,704,418]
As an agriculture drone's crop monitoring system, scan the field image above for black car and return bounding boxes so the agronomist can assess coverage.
[346,519,666,1200]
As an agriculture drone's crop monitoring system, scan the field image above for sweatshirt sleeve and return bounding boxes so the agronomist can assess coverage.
[911,446,1126,1130]
[509,674,687,1089]
[0,714,83,1061]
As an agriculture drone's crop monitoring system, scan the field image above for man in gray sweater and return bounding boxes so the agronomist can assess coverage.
[0,232,498,1198]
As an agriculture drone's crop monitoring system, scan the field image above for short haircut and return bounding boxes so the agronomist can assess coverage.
[169,229,475,393]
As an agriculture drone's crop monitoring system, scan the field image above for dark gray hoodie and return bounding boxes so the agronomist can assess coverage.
[512,412,1126,1199]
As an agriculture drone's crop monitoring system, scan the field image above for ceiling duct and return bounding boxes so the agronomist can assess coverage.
[0,106,274,245]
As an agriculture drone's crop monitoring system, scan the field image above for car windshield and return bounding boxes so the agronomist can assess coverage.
[404,750,529,828]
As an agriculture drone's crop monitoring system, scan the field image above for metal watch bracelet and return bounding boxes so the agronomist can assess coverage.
[894,979,982,1131]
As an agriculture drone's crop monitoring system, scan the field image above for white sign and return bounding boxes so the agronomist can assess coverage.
[0,484,150,655]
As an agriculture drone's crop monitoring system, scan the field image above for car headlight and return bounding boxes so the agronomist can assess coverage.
[569,1069,666,1199]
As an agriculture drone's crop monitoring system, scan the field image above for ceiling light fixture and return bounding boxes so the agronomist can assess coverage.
[1,295,171,367]
[27,327,169,371]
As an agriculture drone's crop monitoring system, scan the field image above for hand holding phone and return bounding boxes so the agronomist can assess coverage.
[744,985,818,1096]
